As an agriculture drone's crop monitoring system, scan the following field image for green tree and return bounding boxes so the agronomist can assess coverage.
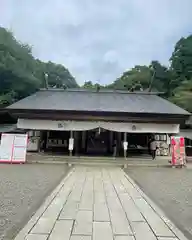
[0,27,78,106]
[170,35,192,83]
[111,62,171,94]
[150,61,172,96]
[0,28,40,105]
[170,80,192,112]
[82,81,95,89]
[109,65,151,91]
[82,81,104,90]
[36,61,78,88]
[169,35,192,110]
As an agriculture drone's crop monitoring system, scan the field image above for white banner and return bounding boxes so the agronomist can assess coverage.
[17,118,179,133]
[0,133,28,163]
[0,134,15,162]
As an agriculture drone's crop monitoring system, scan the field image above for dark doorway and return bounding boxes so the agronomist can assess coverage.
[85,128,111,156]
[44,130,70,154]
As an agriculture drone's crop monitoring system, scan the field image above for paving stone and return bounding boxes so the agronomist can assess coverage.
[113,182,129,194]
[73,210,93,235]
[131,222,157,240]
[68,178,85,202]
[94,179,106,204]
[30,218,56,234]
[110,212,132,235]
[42,178,75,219]
[48,220,73,240]
[94,176,103,187]
[42,197,66,219]
[79,195,93,210]
[103,183,117,198]
[70,236,92,240]
[59,201,79,220]
[114,236,135,240]
[119,193,144,222]
[109,173,128,195]
[26,234,48,240]
[93,222,113,240]
[94,191,106,203]
[103,173,133,235]
[157,238,179,240]
[134,198,175,237]
[93,202,110,222]
[79,179,93,210]
[106,198,132,235]
[121,177,142,199]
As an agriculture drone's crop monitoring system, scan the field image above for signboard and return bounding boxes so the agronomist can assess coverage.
[0,133,28,163]
[0,134,15,163]
[123,141,128,150]
[171,136,186,166]
[68,138,74,151]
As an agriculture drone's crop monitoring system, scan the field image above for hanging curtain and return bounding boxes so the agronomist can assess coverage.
[17,119,179,133]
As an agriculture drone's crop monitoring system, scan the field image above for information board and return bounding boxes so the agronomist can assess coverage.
[68,138,74,151]
[0,133,28,163]
[171,136,186,166]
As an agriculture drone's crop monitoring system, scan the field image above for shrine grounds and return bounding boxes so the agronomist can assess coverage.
[125,166,192,240]
[1,162,192,240]
[0,163,69,240]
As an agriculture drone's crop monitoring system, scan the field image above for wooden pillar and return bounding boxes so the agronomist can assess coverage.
[75,131,79,156]
[110,131,113,153]
[117,132,121,156]
[46,131,49,150]
[82,131,86,152]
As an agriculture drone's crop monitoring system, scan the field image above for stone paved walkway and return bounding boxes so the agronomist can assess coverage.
[15,166,188,240]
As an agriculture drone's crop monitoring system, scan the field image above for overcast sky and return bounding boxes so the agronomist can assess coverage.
[0,0,192,84]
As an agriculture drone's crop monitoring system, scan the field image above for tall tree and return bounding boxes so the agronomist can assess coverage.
[0,27,40,105]
[169,35,192,110]
[0,27,78,106]
[150,61,172,96]
[170,35,192,83]
[110,65,152,91]
[111,62,171,94]
[170,80,192,112]
[36,61,78,88]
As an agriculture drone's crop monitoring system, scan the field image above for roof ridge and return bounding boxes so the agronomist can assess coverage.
[39,88,162,95]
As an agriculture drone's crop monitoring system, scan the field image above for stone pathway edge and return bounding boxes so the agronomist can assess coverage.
[14,167,75,240]
[123,169,189,240]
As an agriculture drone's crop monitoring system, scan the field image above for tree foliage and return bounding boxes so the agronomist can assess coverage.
[82,35,192,112]
[0,27,78,106]
[1,26,192,112]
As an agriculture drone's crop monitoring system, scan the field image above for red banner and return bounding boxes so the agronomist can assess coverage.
[171,136,186,166]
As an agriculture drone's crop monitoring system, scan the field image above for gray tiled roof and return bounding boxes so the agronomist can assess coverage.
[7,89,190,115]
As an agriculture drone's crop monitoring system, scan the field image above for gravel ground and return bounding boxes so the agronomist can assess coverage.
[0,163,69,240]
[125,166,192,240]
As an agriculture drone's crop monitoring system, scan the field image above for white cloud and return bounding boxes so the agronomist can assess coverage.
[1,0,192,84]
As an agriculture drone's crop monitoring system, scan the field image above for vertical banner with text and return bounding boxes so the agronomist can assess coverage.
[171,136,186,166]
